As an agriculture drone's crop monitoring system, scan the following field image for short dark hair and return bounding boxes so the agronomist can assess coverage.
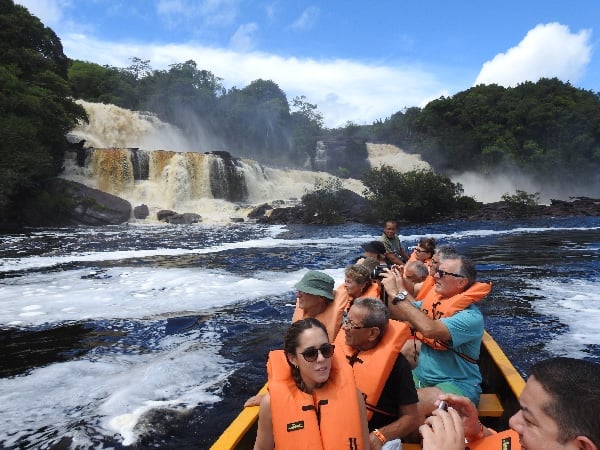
[443,254,477,287]
[529,357,600,446]
[352,297,389,337]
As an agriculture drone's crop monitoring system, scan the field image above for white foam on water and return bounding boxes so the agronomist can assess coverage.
[0,266,317,326]
[525,277,600,358]
[0,326,230,448]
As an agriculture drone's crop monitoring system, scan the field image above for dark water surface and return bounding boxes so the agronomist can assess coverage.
[0,217,598,449]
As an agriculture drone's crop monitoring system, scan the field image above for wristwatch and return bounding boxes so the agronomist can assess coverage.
[392,290,409,305]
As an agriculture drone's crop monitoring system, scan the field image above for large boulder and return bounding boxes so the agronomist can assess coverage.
[48,179,131,225]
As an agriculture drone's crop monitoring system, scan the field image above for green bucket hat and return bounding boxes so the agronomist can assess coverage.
[294,270,334,300]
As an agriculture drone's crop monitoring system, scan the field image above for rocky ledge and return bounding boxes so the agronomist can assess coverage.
[251,196,600,225]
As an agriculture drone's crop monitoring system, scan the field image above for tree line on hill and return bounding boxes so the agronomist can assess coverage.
[1,0,599,227]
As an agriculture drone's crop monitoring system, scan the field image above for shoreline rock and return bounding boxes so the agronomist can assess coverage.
[253,196,600,225]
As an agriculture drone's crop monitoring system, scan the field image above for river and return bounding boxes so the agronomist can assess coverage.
[0,216,598,449]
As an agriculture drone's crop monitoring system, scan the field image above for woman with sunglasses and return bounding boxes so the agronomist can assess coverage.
[408,237,436,264]
[254,318,369,449]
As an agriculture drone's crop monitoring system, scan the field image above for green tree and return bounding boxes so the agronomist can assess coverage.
[301,178,345,224]
[0,0,86,222]
[290,95,324,164]
[501,190,540,217]
[362,165,466,222]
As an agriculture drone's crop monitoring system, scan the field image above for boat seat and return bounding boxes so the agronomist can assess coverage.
[478,393,503,417]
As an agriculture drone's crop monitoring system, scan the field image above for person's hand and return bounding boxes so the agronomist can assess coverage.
[379,266,405,297]
[434,394,481,438]
[244,394,264,407]
[420,407,464,450]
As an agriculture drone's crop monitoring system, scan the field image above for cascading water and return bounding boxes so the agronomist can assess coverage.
[64,100,432,222]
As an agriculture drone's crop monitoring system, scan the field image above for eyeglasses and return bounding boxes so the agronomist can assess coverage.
[341,314,366,330]
[435,268,466,279]
[413,247,431,254]
[299,343,335,362]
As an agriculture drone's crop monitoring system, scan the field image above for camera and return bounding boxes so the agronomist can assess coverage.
[371,265,387,280]
[437,401,448,411]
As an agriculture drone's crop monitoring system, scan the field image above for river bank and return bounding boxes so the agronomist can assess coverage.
[254,195,600,225]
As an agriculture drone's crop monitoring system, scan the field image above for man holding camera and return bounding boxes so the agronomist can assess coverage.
[381,254,490,422]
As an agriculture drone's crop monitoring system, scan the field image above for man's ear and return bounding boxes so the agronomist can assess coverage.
[368,327,381,341]
[574,435,597,450]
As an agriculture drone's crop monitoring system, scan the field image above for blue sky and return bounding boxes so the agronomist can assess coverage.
[14,0,600,127]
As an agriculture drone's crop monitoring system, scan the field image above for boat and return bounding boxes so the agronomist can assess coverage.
[210,330,526,449]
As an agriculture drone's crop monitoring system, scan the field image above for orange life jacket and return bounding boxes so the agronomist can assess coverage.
[267,349,366,450]
[292,295,347,342]
[337,281,382,313]
[415,275,435,300]
[465,429,520,450]
[415,281,492,351]
[408,250,431,265]
[334,320,411,420]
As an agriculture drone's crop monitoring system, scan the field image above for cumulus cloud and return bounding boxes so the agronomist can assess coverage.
[60,33,447,127]
[474,23,592,87]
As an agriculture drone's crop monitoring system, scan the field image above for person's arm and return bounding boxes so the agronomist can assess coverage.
[253,393,275,450]
[420,408,465,450]
[371,403,419,448]
[385,251,404,266]
[380,269,451,342]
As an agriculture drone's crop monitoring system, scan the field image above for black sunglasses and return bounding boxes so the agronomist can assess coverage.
[299,343,335,362]
[435,268,466,279]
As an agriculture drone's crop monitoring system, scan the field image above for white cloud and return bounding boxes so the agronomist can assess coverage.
[61,34,446,127]
[474,23,592,87]
[13,0,69,26]
[289,6,319,31]
[229,23,258,52]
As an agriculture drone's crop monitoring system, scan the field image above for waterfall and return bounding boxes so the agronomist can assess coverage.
[63,101,432,222]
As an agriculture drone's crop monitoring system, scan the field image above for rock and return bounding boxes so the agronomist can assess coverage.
[248,203,272,219]
[157,210,177,222]
[48,179,131,225]
[133,204,149,219]
[167,213,201,224]
[230,217,244,223]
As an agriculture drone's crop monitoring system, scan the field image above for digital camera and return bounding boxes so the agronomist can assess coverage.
[371,265,387,280]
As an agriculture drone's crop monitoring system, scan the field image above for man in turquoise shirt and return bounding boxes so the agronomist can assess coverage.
[381,254,485,421]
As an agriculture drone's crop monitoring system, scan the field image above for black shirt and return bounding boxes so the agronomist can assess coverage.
[368,353,419,430]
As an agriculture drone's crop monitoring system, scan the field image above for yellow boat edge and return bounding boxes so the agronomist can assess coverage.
[210,384,267,449]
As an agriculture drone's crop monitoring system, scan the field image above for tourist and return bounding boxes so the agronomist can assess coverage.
[338,263,381,312]
[407,237,436,264]
[253,318,369,449]
[379,220,409,265]
[335,298,419,449]
[414,245,458,299]
[420,357,600,450]
[290,270,345,342]
[359,240,388,267]
[381,255,491,419]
